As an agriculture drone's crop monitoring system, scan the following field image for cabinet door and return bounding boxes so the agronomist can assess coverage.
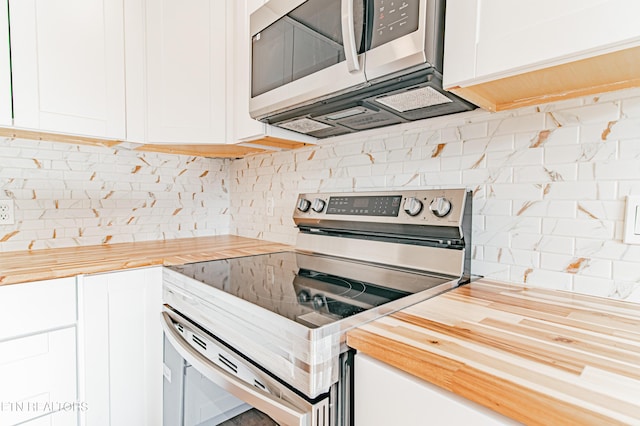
[0,277,78,426]
[232,0,266,142]
[0,277,76,341]
[354,354,516,426]
[475,0,640,79]
[143,0,229,144]
[445,0,640,87]
[0,0,11,126]
[0,328,78,426]
[9,0,126,138]
[79,267,163,426]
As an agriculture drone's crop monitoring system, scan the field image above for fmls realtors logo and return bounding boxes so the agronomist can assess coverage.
[0,401,88,413]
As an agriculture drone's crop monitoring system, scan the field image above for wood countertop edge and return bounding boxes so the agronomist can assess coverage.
[347,279,640,425]
[347,329,626,426]
[0,235,293,286]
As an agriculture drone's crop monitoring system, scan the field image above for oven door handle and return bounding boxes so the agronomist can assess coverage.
[161,312,311,426]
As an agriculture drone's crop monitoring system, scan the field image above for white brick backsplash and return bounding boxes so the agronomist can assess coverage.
[488,183,542,200]
[542,127,580,147]
[518,269,573,290]
[595,159,640,180]
[0,138,229,252]
[542,218,615,239]
[513,165,577,183]
[552,102,620,125]
[489,113,546,136]
[422,170,462,186]
[622,97,640,118]
[487,147,544,168]
[484,246,540,267]
[3,89,640,301]
[511,233,574,255]
[613,261,640,281]
[512,200,576,218]
[619,138,640,158]
[458,122,488,140]
[439,126,461,143]
[462,135,514,155]
[604,118,640,141]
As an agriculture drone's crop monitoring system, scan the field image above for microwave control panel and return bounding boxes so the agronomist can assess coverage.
[370,0,419,49]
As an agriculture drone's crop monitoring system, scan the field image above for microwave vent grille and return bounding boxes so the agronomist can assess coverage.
[375,86,453,113]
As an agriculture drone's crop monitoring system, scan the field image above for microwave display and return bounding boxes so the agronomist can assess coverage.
[370,0,420,49]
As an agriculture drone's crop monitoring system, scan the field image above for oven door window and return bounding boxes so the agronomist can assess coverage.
[251,0,365,97]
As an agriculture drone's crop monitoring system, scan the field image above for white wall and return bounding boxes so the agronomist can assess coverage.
[229,87,640,302]
[0,138,230,251]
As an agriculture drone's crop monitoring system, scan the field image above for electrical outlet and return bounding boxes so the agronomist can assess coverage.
[0,200,15,225]
[266,197,274,216]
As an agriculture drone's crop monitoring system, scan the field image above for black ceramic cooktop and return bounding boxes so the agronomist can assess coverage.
[168,251,449,328]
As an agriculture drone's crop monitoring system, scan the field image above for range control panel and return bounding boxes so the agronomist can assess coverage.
[326,195,402,217]
[293,189,469,227]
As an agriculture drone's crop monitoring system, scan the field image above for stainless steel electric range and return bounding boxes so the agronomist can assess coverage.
[162,189,472,426]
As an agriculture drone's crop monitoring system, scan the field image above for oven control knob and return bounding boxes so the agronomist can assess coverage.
[403,197,423,216]
[297,198,311,212]
[311,198,326,213]
[312,294,326,310]
[429,197,452,218]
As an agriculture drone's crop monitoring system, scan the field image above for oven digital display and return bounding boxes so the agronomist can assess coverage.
[326,195,402,216]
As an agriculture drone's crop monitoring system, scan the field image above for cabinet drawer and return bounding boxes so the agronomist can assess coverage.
[0,277,76,341]
[0,328,77,425]
[21,410,78,426]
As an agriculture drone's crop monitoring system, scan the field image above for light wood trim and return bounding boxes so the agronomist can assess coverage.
[135,143,266,158]
[451,45,640,112]
[239,136,311,150]
[0,128,310,158]
[0,127,122,147]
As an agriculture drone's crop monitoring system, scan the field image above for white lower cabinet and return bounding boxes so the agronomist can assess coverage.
[0,278,78,426]
[355,354,518,426]
[78,267,163,426]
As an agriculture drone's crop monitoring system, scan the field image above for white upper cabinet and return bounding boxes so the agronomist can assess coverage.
[9,0,126,138]
[126,0,231,144]
[444,0,640,111]
[0,1,11,127]
[231,0,315,145]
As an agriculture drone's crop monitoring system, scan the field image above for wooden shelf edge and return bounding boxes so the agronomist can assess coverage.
[0,127,311,158]
[0,127,122,148]
[451,45,640,112]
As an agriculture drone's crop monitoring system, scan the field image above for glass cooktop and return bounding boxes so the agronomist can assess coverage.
[167,251,451,329]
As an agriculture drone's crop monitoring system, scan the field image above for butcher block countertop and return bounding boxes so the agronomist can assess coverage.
[347,279,640,425]
[0,235,292,285]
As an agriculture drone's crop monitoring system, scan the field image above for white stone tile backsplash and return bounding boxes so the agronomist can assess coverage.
[2,87,640,302]
[0,139,230,251]
[229,87,640,302]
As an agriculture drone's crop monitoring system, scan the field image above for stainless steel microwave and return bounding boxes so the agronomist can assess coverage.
[249,0,476,139]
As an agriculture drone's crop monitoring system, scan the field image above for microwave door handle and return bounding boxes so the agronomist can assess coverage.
[161,312,310,426]
[341,0,360,73]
